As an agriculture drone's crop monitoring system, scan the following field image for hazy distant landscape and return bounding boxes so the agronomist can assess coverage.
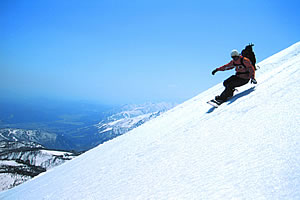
[0,97,175,151]
[0,98,110,132]
[0,98,111,151]
[0,97,175,190]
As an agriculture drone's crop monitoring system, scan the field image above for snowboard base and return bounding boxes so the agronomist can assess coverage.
[207,99,224,108]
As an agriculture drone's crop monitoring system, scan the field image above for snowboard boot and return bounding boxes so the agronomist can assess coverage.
[214,96,226,104]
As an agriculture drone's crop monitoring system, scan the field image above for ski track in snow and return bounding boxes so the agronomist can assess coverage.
[0,42,300,200]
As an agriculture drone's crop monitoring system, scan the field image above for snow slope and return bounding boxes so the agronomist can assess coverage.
[1,42,300,199]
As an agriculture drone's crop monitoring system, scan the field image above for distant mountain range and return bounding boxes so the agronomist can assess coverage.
[0,101,176,151]
[0,129,61,148]
[95,102,176,145]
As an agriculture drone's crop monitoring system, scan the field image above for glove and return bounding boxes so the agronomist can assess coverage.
[251,78,257,84]
[212,69,218,75]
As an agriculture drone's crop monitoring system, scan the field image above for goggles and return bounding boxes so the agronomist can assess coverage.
[231,56,239,61]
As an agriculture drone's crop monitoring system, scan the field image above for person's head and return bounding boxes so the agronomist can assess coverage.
[231,49,240,61]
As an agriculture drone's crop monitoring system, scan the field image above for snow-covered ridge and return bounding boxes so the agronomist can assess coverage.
[0,42,299,199]
[95,102,176,141]
[0,140,77,192]
[0,129,57,148]
[98,113,153,133]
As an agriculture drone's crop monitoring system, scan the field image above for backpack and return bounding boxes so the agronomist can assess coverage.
[241,43,257,70]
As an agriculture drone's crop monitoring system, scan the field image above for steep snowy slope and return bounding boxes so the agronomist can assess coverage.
[0,42,299,200]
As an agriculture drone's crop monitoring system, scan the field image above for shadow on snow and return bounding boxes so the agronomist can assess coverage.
[227,86,256,104]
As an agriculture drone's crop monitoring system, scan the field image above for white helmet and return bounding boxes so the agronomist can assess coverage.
[231,49,240,57]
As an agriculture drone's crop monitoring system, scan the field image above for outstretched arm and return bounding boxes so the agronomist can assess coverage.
[217,60,235,71]
[212,60,234,75]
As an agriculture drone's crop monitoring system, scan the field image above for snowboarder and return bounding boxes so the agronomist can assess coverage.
[211,49,257,104]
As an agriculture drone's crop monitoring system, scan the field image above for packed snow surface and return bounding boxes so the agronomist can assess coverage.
[1,42,300,199]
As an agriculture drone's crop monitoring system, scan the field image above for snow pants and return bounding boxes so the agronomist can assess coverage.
[218,75,249,101]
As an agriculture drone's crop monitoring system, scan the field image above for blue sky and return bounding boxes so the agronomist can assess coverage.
[1,0,299,105]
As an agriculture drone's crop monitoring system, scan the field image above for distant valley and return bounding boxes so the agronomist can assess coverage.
[0,99,176,151]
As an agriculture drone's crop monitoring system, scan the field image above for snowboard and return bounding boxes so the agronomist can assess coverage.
[207,89,239,108]
[207,99,224,108]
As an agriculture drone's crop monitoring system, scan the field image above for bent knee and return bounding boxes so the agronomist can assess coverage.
[223,80,229,87]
